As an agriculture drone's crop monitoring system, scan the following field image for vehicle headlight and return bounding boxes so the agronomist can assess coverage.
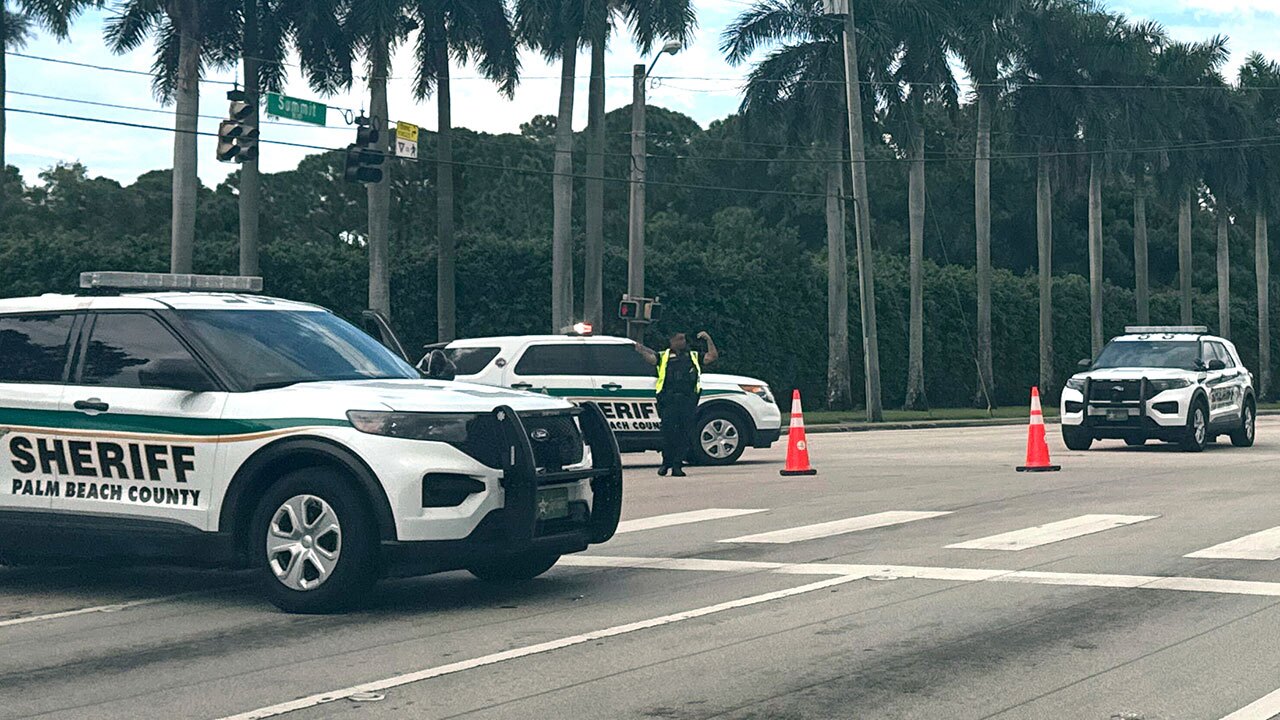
[1147,378,1191,394]
[1065,377,1086,392]
[740,384,774,404]
[347,410,485,442]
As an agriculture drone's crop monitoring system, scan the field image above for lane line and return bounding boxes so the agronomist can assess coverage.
[214,574,867,720]
[0,584,249,629]
[719,510,952,544]
[1222,687,1280,720]
[1186,526,1280,561]
[945,514,1159,551]
[615,509,767,534]
[562,555,1280,598]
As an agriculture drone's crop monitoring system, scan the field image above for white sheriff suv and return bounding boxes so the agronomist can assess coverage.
[0,273,622,613]
[1060,326,1257,452]
[430,327,782,465]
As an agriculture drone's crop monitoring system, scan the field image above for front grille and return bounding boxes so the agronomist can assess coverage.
[455,414,505,468]
[1087,379,1142,404]
[522,414,585,471]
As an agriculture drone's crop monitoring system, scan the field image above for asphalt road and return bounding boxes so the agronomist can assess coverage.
[5,420,1280,720]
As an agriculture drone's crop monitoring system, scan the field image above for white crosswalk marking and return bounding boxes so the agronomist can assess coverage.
[719,510,952,544]
[946,514,1159,551]
[1186,526,1280,561]
[615,509,767,534]
[1220,687,1280,720]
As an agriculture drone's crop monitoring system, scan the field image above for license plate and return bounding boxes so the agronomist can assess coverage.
[536,487,570,521]
[1106,409,1128,422]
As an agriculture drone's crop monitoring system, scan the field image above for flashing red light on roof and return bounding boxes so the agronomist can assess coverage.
[571,322,594,336]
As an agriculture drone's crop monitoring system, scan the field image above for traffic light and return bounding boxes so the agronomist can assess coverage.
[343,115,385,184]
[619,298,640,321]
[216,90,258,163]
[644,299,662,322]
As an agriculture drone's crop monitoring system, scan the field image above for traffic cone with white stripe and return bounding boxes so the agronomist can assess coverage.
[1017,386,1060,472]
[780,390,817,476]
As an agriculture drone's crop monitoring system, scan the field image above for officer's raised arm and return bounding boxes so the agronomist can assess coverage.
[634,342,659,366]
[698,331,718,364]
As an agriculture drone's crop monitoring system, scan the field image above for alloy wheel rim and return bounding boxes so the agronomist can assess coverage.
[700,418,740,459]
[267,494,342,592]
[1194,409,1207,445]
[1247,407,1255,439]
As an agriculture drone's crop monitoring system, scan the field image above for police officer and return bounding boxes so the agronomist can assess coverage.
[636,331,718,476]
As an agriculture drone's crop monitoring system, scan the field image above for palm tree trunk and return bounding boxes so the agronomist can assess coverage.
[1217,212,1230,338]
[903,122,926,410]
[1133,178,1149,324]
[825,143,852,410]
[551,37,577,331]
[1037,152,1053,397]
[1,5,7,171]
[974,86,994,408]
[367,41,392,317]
[838,6,881,421]
[238,0,261,277]
[584,36,605,330]
[435,42,456,342]
[1257,207,1271,398]
[170,0,201,274]
[1179,190,1193,324]
[1088,153,1103,356]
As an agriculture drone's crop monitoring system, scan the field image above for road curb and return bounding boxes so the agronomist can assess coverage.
[803,408,1280,434]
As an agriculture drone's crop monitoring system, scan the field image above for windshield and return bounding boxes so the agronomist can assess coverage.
[1092,340,1200,370]
[175,309,419,390]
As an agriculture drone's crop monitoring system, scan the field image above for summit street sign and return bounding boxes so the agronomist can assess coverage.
[265,93,327,126]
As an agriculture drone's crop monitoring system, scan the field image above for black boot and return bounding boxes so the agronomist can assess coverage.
[671,465,687,477]
[658,464,670,476]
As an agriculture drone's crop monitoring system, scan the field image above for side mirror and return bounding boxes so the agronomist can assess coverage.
[1207,358,1227,371]
[422,349,457,381]
[139,359,217,392]
[1077,358,1092,369]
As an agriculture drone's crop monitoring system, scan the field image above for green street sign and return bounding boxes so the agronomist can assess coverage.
[265,93,327,126]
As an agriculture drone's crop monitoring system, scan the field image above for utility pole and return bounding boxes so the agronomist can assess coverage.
[627,63,647,342]
[828,0,882,422]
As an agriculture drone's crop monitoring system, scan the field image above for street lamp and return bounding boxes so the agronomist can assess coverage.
[626,40,682,342]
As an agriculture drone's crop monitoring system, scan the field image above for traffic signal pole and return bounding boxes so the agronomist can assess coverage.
[626,63,647,343]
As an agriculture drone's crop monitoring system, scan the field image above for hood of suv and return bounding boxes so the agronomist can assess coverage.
[1075,367,1200,382]
[264,379,577,414]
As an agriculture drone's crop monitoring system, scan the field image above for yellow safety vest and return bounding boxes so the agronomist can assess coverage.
[656,350,701,394]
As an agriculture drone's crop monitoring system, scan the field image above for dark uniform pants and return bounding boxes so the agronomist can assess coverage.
[658,392,698,469]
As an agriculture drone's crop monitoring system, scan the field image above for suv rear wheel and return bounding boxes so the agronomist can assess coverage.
[1180,399,1210,453]
[251,468,378,613]
[690,407,748,465]
[1231,398,1257,448]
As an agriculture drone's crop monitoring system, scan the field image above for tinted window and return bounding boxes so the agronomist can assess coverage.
[1093,340,1199,370]
[514,344,590,376]
[0,314,74,383]
[1211,342,1235,368]
[592,344,657,377]
[82,313,214,390]
[176,309,418,390]
[445,347,501,376]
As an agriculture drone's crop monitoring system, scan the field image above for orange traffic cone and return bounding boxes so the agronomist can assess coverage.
[781,390,818,476]
[1017,386,1060,472]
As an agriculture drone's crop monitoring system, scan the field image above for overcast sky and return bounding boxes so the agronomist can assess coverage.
[6,0,1280,186]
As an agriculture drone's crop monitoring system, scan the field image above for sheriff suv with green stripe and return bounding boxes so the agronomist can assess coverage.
[434,332,782,465]
[0,273,622,613]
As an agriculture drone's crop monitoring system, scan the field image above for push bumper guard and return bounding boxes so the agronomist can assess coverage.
[1080,378,1171,438]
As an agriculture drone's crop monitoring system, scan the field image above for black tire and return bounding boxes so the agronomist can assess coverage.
[1231,398,1257,448]
[1062,426,1093,451]
[250,467,378,614]
[1124,436,1147,447]
[467,551,561,584]
[689,407,749,466]
[1180,398,1210,453]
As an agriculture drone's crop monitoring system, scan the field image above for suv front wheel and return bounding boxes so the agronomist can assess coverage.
[251,467,378,613]
[1180,399,1210,453]
[1062,425,1092,451]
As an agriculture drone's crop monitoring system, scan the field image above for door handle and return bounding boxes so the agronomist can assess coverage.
[511,382,533,391]
[602,383,623,391]
[74,398,110,413]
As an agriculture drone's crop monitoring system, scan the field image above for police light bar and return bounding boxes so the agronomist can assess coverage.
[566,322,593,336]
[80,272,264,293]
[1124,325,1208,335]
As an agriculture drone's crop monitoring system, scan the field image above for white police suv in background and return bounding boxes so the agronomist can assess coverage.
[431,326,782,465]
[0,273,622,613]
[1060,326,1256,452]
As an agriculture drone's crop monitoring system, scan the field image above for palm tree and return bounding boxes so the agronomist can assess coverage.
[1200,87,1251,339]
[107,0,241,274]
[951,0,1020,408]
[516,0,585,331]
[413,0,519,342]
[1240,52,1280,398]
[1,0,100,169]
